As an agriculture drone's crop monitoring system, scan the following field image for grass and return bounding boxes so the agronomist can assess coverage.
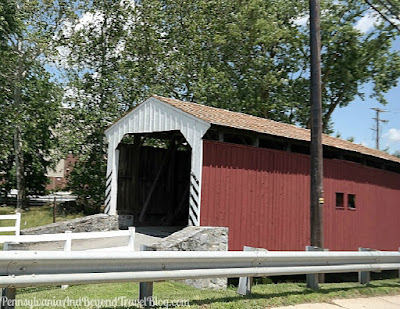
[0,205,83,232]
[14,278,400,308]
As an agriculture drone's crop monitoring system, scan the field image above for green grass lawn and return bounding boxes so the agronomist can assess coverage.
[14,278,400,309]
[0,205,83,232]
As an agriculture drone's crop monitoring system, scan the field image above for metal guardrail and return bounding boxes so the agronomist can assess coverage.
[0,248,399,308]
[0,250,399,288]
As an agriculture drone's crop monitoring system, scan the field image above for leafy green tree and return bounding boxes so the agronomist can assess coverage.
[119,0,400,132]
[0,1,18,184]
[0,0,18,48]
[59,0,400,211]
[57,0,126,213]
[0,0,65,209]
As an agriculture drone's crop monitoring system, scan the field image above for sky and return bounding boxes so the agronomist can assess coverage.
[331,15,400,155]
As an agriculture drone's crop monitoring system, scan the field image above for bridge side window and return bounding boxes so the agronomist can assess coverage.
[348,194,356,210]
[335,192,344,208]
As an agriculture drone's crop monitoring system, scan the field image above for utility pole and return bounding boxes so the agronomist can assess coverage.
[371,108,388,150]
[309,0,324,249]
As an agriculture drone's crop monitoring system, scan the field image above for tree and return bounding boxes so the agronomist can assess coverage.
[59,0,400,211]
[0,1,18,48]
[0,0,19,198]
[118,0,400,132]
[0,0,65,209]
[0,0,18,175]
[56,0,127,213]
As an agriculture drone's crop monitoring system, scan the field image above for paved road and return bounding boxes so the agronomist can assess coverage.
[273,295,400,309]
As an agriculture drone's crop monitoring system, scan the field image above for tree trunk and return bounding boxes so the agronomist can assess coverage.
[14,39,27,211]
[14,126,26,211]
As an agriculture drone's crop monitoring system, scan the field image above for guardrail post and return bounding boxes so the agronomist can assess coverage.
[128,227,135,251]
[306,246,323,290]
[1,286,16,309]
[237,246,254,296]
[358,248,373,284]
[1,242,15,309]
[139,245,154,307]
[61,231,72,290]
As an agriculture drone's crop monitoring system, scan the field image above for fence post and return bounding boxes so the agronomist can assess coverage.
[358,248,373,285]
[128,227,135,251]
[306,246,324,290]
[139,245,154,307]
[53,196,57,224]
[237,246,254,296]
[14,213,21,236]
[61,231,72,290]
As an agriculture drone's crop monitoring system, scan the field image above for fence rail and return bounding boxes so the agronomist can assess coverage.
[0,228,135,251]
[0,213,21,236]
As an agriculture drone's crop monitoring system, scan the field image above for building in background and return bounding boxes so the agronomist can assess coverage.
[46,153,76,191]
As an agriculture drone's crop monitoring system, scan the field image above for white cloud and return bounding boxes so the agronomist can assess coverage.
[58,11,104,40]
[75,11,104,33]
[390,17,400,26]
[54,46,71,66]
[360,141,369,147]
[355,10,380,33]
[293,15,309,27]
[384,128,400,143]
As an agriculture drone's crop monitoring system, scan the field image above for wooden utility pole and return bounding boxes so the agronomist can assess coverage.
[371,108,388,150]
[309,0,324,249]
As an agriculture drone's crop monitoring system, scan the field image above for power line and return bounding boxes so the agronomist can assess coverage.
[371,107,388,150]
[375,0,400,19]
[364,0,400,32]
[382,0,400,15]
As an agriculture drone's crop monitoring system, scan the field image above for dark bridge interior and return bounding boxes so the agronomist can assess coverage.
[117,131,191,226]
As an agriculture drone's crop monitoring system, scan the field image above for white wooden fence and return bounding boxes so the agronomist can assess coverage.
[0,228,135,252]
[0,228,136,309]
[0,214,21,236]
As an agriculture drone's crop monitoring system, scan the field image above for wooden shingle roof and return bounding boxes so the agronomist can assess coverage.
[154,95,400,164]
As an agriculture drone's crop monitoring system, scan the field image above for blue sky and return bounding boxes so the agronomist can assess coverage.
[331,39,400,155]
[330,11,400,155]
[294,8,400,155]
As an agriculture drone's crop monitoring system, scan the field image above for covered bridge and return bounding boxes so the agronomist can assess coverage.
[105,95,400,251]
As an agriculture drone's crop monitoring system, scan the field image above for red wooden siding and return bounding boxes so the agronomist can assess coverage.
[200,140,400,251]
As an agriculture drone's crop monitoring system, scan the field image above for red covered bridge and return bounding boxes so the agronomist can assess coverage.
[105,95,400,251]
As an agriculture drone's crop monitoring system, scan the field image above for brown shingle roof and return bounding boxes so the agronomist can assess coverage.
[153,95,400,164]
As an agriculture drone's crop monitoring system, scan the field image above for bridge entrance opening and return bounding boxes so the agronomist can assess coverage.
[116,131,191,227]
